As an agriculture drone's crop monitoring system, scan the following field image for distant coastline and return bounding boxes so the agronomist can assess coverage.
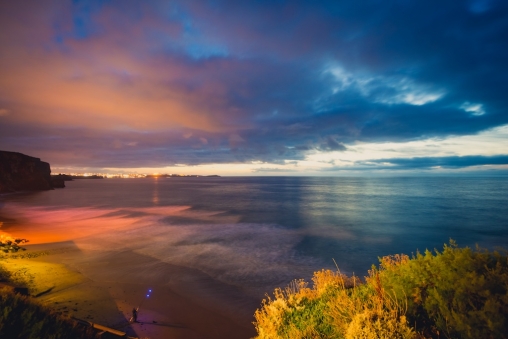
[51,174,104,181]
[53,173,221,179]
[145,174,221,178]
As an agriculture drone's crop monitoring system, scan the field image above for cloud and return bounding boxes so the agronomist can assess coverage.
[0,0,507,171]
[319,136,347,152]
[252,167,297,173]
[326,67,446,106]
[362,155,508,169]
[461,102,486,116]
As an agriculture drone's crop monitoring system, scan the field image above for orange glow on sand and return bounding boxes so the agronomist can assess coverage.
[0,204,190,245]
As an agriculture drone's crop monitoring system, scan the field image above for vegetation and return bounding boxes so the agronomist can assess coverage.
[0,263,9,282]
[253,242,508,339]
[0,288,98,339]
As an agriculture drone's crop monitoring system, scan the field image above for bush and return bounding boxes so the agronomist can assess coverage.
[254,269,416,339]
[375,241,508,339]
[253,242,508,339]
[0,288,97,339]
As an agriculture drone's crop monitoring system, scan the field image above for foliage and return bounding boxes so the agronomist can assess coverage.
[0,288,97,339]
[0,264,9,282]
[253,242,508,339]
[375,241,508,339]
[254,269,416,339]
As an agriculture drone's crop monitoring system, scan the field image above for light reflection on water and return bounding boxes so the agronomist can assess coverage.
[152,177,159,205]
[1,177,507,295]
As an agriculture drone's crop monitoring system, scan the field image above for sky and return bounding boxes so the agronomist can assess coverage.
[1,0,508,176]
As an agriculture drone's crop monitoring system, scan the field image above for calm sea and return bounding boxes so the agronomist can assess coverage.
[1,176,508,297]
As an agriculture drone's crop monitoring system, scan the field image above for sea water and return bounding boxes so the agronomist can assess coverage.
[1,176,508,298]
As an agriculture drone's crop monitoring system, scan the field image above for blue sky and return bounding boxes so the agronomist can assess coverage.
[1,0,507,175]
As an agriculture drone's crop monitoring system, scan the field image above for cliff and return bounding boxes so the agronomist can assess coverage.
[0,151,55,193]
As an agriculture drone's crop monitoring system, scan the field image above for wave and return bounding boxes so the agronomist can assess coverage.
[1,203,327,296]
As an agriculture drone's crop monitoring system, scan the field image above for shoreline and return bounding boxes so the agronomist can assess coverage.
[0,216,258,339]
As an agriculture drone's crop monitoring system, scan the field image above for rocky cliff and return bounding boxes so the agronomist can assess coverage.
[0,151,55,193]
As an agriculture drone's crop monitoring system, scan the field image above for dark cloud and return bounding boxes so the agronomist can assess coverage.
[362,155,508,169]
[319,137,347,152]
[0,121,309,167]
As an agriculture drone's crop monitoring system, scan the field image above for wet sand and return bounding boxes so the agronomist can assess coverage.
[0,211,258,339]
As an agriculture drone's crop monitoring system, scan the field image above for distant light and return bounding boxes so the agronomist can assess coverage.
[149,289,152,292]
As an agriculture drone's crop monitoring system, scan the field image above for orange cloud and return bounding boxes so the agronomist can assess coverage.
[0,1,250,133]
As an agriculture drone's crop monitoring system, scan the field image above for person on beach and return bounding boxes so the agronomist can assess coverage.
[132,308,138,323]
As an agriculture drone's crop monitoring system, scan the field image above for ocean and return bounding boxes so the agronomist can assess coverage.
[1,176,508,300]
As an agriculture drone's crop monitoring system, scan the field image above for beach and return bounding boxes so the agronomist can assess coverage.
[0,207,258,339]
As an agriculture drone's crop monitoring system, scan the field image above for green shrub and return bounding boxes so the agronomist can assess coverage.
[375,241,508,339]
[0,288,97,339]
[253,278,338,338]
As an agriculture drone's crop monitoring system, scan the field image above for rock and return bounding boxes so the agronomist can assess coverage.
[51,175,66,188]
[53,174,73,181]
[0,150,56,193]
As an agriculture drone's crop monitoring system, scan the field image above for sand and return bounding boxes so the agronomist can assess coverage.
[0,216,258,339]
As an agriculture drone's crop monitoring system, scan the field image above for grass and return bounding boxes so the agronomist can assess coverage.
[0,288,98,339]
